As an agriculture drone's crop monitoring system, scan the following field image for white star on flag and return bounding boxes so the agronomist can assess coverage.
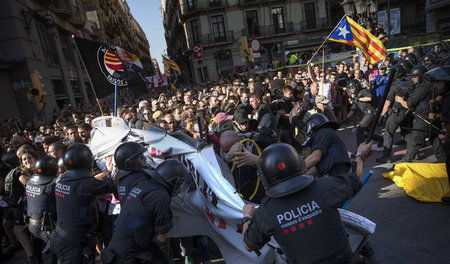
[338,26,350,39]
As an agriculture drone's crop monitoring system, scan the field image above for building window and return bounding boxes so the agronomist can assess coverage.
[187,0,195,11]
[36,19,58,64]
[304,2,316,30]
[70,81,82,98]
[51,79,68,100]
[59,29,75,65]
[246,10,260,37]
[209,0,220,8]
[215,50,232,75]
[416,4,425,26]
[190,19,201,44]
[211,15,226,42]
[271,7,285,34]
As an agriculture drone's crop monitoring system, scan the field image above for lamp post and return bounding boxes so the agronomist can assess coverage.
[339,0,378,32]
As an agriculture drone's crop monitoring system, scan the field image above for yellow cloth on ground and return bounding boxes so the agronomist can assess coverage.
[382,163,449,202]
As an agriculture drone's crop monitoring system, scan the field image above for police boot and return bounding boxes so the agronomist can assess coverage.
[376,148,392,163]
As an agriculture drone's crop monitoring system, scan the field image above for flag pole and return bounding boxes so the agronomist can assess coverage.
[114,80,118,117]
[322,49,325,72]
[308,15,346,64]
[72,35,104,116]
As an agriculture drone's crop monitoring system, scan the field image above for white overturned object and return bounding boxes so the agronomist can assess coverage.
[89,116,277,264]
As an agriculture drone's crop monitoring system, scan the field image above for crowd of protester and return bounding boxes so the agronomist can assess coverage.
[0,40,448,263]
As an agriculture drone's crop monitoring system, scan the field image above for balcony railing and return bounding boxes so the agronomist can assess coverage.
[69,5,86,28]
[241,0,280,4]
[243,22,295,38]
[189,31,235,46]
[300,18,331,32]
[180,0,225,17]
[51,0,72,18]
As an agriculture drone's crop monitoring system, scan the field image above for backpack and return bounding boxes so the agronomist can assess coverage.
[4,168,19,195]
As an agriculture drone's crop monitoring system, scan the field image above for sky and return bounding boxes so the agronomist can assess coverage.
[127,0,167,72]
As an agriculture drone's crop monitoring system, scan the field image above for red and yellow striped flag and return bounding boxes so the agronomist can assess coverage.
[162,55,181,76]
[329,16,387,64]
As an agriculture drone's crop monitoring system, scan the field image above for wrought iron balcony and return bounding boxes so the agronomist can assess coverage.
[189,31,235,46]
[180,0,225,17]
[51,0,72,18]
[243,22,295,38]
[300,18,331,32]
[69,5,86,28]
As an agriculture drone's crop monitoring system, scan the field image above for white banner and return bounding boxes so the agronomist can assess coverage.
[378,8,401,36]
[89,116,277,263]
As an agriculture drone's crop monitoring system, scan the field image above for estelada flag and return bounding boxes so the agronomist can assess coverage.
[162,55,181,77]
[329,16,387,64]
[74,37,144,98]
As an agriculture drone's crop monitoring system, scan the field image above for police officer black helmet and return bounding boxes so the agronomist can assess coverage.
[408,65,428,81]
[35,155,57,177]
[437,41,449,53]
[305,113,339,134]
[114,142,147,170]
[63,143,93,170]
[425,66,450,82]
[424,52,437,66]
[347,79,362,93]
[404,53,418,65]
[439,56,450,66]
[399,59,413,73]
[57,157,66,174]
[390,64,407,79]
[259,143,313,198]
[155,159,194,196]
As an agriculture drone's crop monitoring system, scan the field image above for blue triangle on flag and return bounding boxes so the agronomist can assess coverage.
[330,17,354,42]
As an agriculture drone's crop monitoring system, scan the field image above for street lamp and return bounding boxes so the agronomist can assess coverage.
[368,0,378,14]
[353,0,367,15]
[341,0,355,16]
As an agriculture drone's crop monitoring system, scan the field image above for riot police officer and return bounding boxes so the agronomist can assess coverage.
[304,114,351,176]
[113,142,151,206]
[424,65,450,203]
[424,52,439,70]
[347,79,383,146]
[103,159,193,264]
[397,65,446,162]
[377,63,414,163]
[404,53,419,66]
[26,155,57,263]
[50,143,115,264]
[241,142,373,263]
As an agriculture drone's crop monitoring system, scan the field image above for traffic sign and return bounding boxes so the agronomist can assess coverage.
[193,44,203,58]
[250,38,261,53]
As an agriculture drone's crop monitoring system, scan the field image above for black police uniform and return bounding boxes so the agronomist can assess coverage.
[26,175,56,243]
[253,104,277,130]
[115,170,146,207]
[310,127,351,176]
[106,178,173,264]
[382,79,414,156]
[403,81,446,161]
[244,173,361,263]
[350,88,378,145]
[51,169,115,263]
